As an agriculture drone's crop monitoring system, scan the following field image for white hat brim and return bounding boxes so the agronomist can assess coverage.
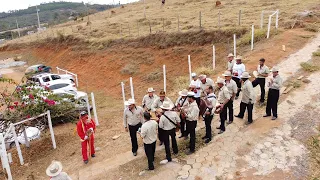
[222,73,231,77]
[160,105,174,110]
[179,91,188,96]
[46,162,63,177]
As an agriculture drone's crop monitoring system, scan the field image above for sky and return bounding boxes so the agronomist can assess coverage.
[0,0,139,12]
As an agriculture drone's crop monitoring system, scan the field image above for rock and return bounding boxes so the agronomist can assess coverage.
[286,100,296,105]
[139,170,145,176]
[95,147,101,151]
[172,158,179,163]
[264,142,272,148]
[302,79,311,84]
[182,165,192,171]
[112,135,121,140]
[283,86,293,94]
[297,75,304,80]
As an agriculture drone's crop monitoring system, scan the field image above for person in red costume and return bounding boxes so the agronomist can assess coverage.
[77,111,96,164]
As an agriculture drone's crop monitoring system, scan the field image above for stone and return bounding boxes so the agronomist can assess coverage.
[172,158,179,163]
[218,151,227,156]
[254,149,262,155]
[199,151,209,158]
[196,157,205,163]
[112,135,121,140]
[297,75,304,80]
[182,165,192,171]
[178,170,189,176]
[227,174,234,180]
[264,142,272,148]
[256,144,264,149]
[189,168,199,176]
[95,147,101,151]
[187,158,196,165]
[205,156,214,161]
[260,153,268,159]
[139,170,145,176]
[272,147,281,153]
[193,162,202,169]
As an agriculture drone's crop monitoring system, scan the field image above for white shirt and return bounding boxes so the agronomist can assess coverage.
[200,78,214,97]
[123,106,144,128]
[232,63,246,79]
[269,75,283,90]
[151,97,173,112]
[241,80,255,104]
[175,96,189,108]
[159,111,181,130]
[140,120,158,144]
[142,94,158,110]
[185,101,200,121]
[257,65,269,78]
[51,172,72,180]
[190,79,201,98]
[225,79,238,97]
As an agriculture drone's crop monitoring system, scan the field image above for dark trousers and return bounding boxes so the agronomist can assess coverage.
[158,125,164,143]
[186,120,197,152]
[129,123,142,153]
[219,105,228,131]
[195,97,201,107]
[238,102,254,123]
[144,141,156,170]
[163,129,178,161]
[232,77,241,97]
[180,114,186,136]
[266,89,280,117]
[252,78,266,103]
[226,100,234,122]
[204,115,213,139]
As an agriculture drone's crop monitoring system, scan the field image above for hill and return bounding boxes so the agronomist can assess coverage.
[0,1,115,32]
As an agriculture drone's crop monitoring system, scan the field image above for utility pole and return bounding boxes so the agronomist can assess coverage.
[16,19,20,37]
[36,5,41,29]
[85,2,90,22]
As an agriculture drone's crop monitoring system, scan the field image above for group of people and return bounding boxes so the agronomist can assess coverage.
[121,53,283,171]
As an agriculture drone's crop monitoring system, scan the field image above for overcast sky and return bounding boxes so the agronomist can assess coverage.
[0,0,139,12]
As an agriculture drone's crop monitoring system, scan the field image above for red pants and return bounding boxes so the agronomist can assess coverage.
[81,135,95,161]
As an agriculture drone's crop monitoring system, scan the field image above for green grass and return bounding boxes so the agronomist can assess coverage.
[313,51,320,57]
[237,29,268,47]
[300,62,319,72]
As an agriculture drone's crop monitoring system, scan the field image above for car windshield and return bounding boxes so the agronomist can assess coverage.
[49,83,69,90]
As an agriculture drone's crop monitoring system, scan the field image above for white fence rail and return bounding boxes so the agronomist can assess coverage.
[56,67,79,87]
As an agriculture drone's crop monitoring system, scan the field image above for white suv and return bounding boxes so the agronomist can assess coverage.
[28,73,75,86]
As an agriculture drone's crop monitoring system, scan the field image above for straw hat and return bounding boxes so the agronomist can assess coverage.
[160,101,174,110]
[191,72,197,77]
[235,56,243,60]
[179,89,188,96]
[147,87,155,93]
[124,101,130,106]
[222,71,232,77]
[216,77,225,84]
[159,90,166,96]
[187,92,195,97]
[46,161,63,177]
[227,53,234,58]
[240,72,251,78]
[271,67,279,72]
[127,98,136,105]
[199,74,207,80]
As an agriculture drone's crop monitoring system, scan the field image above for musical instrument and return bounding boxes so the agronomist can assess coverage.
[199,97,213,117]
[86,128,93,137]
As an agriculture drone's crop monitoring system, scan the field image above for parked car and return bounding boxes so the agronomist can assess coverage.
[53,90,92,111]
[25,64,52,76]
[47,80,77,93]
[3,126,41,149]
[28,73,75,86]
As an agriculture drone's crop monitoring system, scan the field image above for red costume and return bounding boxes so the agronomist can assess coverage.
[77,117,96,161]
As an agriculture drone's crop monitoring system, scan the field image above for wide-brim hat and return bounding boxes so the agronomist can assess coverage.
[160,101,174,110]
[187,92,195,97]
[216,77,225,84]
[191,72,197,77]
[227,53,234,58]
[240,72,251,78]
[159,90,166,96]
[179,89,188,96]
[222,71,232,77]
[199,74,207,80]
[128,98,136,105]
[235,56,243,60]
[124,101,130,106]
[147,87,155,93]
[271,67,279,72]
[46,161,63,177]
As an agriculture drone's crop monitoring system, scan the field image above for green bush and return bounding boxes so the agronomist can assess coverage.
[312,51,320,57]
[237,29,267,46]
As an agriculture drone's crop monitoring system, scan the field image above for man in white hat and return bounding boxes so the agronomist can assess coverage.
[235,72,255,125]
[142,88,158,112]
[232,56,246,99]
[227,53,235,72]
[199,74,214,98]
[189,72,201,106]
[175,89,189,138]
[139,112,158,170]
[222,71,238,124]
[159,101,180,164]
[181,92,199,154]
[264,67,282,120]
[46,161,71,180]
[202,85,217,143]
[252,58,269,106]
[123,98,144,156]
[216,77,231,134]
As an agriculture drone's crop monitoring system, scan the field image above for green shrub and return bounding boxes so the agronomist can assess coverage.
[237,29,267,46]
[312,51,320,57]
[300,62,319,72]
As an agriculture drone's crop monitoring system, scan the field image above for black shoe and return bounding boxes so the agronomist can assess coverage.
[205,139,211,143]
[263,114,271,117]
[271,117,277,120]
[186,150,195,155]
[133,152,137,156]
[218,130,225,134]
[147,167,155,171]
[91,154,96,158]
[202,136,208,139]
[245,121,253,125]
[216,126,221,129]
[178,135,184,138]
[84,160,89,164]
[234,115,243,119]
[227,121,233,125]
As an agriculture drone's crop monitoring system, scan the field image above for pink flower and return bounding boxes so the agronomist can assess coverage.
[27,115,31,119]
[29,94,34,99]
[9,106,14,110]
[16,87,22,92]
[44,86,50,90]
[14,102,18,106]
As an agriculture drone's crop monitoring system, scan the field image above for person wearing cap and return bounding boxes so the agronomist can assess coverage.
[235,72,255,125]
[139,112,158,170]
[123,99,144,156]
[142,88,158,112]
[199,74,214,98]
[182,92,200,154]
[216,77,231,134]
[189,72,201,106]
[232,56,246,99]
[151,90,173,145]
[222,71,238,124]
[76,111,96,164]
[175,89,189,138]
[264,67,282,120]
[46,161,71,180]
[227,53,235,72]
[159,101,180,164]
[252,58,269,106]
[202,85,217,142]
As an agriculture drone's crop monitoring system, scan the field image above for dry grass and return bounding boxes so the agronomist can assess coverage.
[307,127,320,180]
[313,51,320,57]
[121,63,139,75]
[5,0,319,45]
[300,62,319,72]
[305,23,320,32]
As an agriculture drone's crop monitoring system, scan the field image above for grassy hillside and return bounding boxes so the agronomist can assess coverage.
[0,1,115,32]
